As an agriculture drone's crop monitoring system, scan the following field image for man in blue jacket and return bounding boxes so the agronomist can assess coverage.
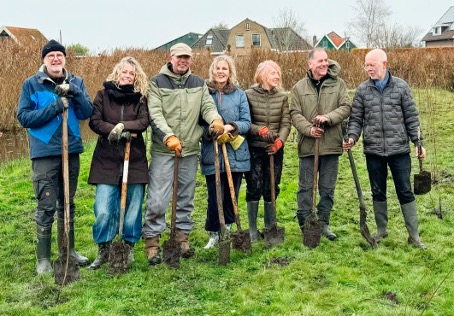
[17,40,94,274]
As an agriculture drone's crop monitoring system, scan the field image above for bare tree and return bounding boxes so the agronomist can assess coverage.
[212,22,229,30]
[349,0,391,48]
[272,7,308,52]
[374,24,423,48]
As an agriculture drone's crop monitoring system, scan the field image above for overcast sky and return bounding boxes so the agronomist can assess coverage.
[2,0,452,52]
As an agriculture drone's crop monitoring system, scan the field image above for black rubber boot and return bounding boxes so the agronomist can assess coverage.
[57,219,90,266]
[36,225,53,274]
[373,200,389,242]
[296,210,307,241]
[264,201,275,228]
[87,242,111,270]
[124,240,135,263]
[319,212,337,241]
[247,201,259,242]
[401,201,427,249]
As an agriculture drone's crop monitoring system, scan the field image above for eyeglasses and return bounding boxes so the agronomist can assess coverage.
[363,63,378,71]
[46,54,65,60]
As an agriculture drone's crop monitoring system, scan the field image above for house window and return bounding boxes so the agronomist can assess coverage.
[322,40,328,48]
[236,35,245,48]
[252,34,261,46]
[206,35,213,45]
[346,41,350,49]
[246,23,250,31]
[433,26,441,35]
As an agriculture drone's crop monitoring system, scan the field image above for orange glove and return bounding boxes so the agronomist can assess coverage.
[259,126,279,143]
[265,138,283,155]
[209,119,225,138]
[165,135,182,157]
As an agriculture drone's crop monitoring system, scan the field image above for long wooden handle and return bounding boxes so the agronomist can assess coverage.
[119,139,131,238]
[311,138,320,213]
[61,98,70,236]
[270,154,276,209]
[170,154,179,236]
[214,140,226,227]
[221,143,241,229]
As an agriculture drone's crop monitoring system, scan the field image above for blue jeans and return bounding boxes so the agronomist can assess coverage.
[92,183,145,244]
[297,154,339,220]
[365,153,414,205]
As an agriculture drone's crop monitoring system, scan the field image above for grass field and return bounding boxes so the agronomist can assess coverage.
[0,88,453,315]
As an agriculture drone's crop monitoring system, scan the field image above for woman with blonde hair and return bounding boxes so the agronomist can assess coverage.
[87,56,150,269]
[245,60,291,242]
[200,55,251,248]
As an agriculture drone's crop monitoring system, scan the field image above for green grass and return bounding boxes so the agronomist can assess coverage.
[0,89,453,315]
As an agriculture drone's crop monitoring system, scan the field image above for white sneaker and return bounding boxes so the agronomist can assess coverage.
[225,224,232,231]
[204,232,219,249]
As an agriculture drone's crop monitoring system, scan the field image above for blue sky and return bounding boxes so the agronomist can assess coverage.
[2,0,452,52]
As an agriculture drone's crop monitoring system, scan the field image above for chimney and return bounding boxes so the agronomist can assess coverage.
[313,35,317,47]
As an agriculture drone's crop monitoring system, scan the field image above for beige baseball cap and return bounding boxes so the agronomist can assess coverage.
[170,43,193,57]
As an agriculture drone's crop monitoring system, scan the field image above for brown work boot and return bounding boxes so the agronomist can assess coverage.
[144,236,161,265]
[175,230,195,259]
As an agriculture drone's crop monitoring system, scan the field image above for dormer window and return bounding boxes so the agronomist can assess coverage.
[433,26,441,36]
[206,35,213,45]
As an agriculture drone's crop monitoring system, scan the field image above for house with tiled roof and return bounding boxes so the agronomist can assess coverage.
[315,31,356,51]
[191,18,312,56]
[422,6,454,47]
[191,28,230,55]
[0,25,47,46]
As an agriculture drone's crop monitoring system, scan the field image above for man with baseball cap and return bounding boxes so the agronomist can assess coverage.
[142,42,224,264]
[17,39,93,274]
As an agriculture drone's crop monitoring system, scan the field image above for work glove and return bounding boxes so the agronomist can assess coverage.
[120,131,132,142]
[217,132,234,144]
[108,123,125,142]
[258,126,279,143]
[54,83,81,98]
[165,135,182,157]
[265,138,283,155]
[209,119,225,138]
[54,97,69,113]
[229,134,245,150]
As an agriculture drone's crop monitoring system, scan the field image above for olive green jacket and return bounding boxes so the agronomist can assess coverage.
[148,64,221,156]
[290,60,351,157]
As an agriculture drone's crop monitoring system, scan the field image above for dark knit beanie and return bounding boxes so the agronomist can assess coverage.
[41,40,66,59]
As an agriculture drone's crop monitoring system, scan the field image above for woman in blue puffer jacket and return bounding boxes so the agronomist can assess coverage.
[200,55,251,249]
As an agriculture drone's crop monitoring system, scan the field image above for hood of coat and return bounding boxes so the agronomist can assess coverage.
[206,80,237,95]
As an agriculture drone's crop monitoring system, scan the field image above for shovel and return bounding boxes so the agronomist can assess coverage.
[108,135,135,274]
[162,154,182,268]
[303,137,321,249]
[414,131,431,195]
[214,140,231,265]
[263,154,285,248]
[221,143,251,253]
[346,147,377,248]
[54,97,80,285]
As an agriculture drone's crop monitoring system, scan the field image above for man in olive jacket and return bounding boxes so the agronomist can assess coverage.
[290,48,351,242]
[142,43,224,264]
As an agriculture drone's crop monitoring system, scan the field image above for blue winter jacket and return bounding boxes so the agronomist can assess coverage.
[200,81,251,175]
[17,65,93,159]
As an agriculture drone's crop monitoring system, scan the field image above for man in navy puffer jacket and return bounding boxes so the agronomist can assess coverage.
[345,48,427,249]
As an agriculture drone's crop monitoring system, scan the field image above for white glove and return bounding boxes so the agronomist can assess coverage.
[108,123,125,142]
